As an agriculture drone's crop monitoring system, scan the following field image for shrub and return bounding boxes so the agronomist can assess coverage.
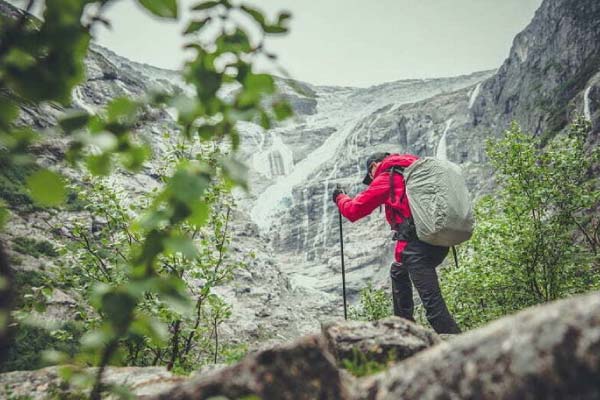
[441,119,600,329]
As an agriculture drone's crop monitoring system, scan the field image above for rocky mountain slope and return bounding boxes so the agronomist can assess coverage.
[247,0,599,311]
[1,0,599,353]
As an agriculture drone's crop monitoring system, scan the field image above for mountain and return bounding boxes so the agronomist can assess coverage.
[248,0,599,308]
[1,0,599,348]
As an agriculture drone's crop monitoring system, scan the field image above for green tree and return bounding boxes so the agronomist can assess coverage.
[442,119,600,329]
[0,0,292,396]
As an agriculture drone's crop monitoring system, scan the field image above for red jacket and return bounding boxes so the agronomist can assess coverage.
[336,154,419,262]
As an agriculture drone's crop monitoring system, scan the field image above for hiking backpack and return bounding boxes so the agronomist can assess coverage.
[395,157,474,247]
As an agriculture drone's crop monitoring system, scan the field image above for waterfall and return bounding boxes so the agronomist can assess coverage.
[252,131,294,179]
[251,119,357,231]
[468,83,482,109]
[436,119,453,160]
[303,188,310,261]
[584,86,592,122]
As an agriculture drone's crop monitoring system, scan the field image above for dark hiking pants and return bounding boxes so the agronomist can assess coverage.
[390,240,461,334]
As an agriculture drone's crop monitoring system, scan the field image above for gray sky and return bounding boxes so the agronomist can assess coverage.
[18,0,544,87]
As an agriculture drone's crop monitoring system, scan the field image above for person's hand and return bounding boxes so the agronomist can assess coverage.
[332,187,346,203]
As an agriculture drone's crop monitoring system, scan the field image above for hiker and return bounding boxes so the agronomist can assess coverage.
[332,152,461,334]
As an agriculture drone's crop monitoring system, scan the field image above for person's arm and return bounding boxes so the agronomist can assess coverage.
[335,174,389,222]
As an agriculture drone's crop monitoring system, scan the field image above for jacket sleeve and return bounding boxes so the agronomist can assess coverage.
[336,174,389,222]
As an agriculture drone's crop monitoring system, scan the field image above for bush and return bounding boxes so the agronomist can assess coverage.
[349,283,392,321]
[1,322,84,372]
[13,237,58,258]
[441,119,600,329]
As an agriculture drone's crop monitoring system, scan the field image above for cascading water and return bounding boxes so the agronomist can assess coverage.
[468,83,482,109]
[252,131,294,179]
[436,119,453,160]
[584,86,592,122]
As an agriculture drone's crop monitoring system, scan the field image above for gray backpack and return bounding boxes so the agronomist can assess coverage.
[403,157,474,247]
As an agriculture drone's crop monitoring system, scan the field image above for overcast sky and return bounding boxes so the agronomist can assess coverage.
[16,0,544,87]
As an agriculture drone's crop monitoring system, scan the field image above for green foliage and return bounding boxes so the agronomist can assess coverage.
[137,0,178,19]
[0,0,292,395]
[340,348,397,377]
[221,342,248,364]
[13,237,59,258]
[12,269,47,308]
[26,169,67,207]
[0,200,8,229]
[1,322,85,372]
[0,161,39,209]
[349,283,392,322]
[441,119,600,329]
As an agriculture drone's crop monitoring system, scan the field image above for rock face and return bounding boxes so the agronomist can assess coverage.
[362,291,600,400]
[322,317,440,365]
[4,291,600,399]
[473,0,600,136]
[245,0,600,318]
[150,335,350,400]
[150,291,600,399]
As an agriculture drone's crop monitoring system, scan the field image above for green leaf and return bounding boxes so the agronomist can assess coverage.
[145,276,192,315]
[164,235,198,259]
[245,73,275,94]
[120,144,150,171]
[191,1,219,11]
[0,98,19,130]
[220,157,248,189]
[59,109,90,133]
[130,316,167,346]
[106,97,139,124]
[42,349,69,365]
[277,11,292,25]
[137,0,178,19]
[264,24,288,34]
[189,202,209,226]
[86,153,113,176]
[168,165,210,204]
[273,100,293,120]
[102,290,137,334]
[258,110,271,129]
[26,169,67,206]
[4,48,36,69]
[240,4,266,28]
[80,328,110,349]
[184,17,211,34]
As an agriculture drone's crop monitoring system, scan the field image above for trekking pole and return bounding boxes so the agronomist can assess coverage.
[338,209,348,320]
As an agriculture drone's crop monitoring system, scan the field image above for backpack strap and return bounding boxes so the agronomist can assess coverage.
[388,166,405,203]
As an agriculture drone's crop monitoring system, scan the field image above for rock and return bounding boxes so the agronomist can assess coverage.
[361,290,600,400]
[149,335,351,400]
[0,366,185,399]
[322,317,440,365]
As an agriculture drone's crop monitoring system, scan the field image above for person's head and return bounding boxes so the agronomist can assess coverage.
[362,152,390,185]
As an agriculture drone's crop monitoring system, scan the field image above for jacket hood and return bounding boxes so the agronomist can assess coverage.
[373,154,420,178]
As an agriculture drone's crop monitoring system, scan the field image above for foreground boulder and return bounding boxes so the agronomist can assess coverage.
[149,335,351,400]
[361,291,600,400]
[4,291,600,399]
[0,366,184,399]
[322,317,440,365]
